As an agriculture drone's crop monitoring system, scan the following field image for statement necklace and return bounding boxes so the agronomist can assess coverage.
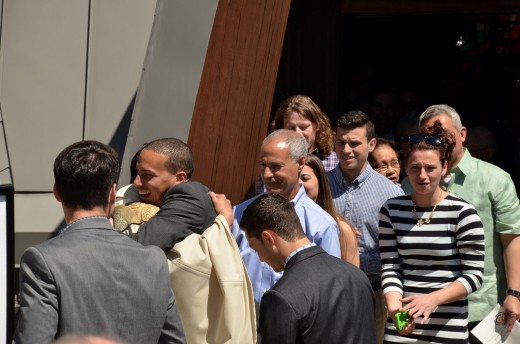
[411,192,443,227]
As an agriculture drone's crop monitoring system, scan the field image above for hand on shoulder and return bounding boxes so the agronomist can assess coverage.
[208,192,234,227]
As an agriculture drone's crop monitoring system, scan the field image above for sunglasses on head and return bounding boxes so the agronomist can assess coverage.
[408,134,443,146]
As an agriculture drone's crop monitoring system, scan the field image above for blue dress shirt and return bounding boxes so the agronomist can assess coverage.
[232,185,341,302]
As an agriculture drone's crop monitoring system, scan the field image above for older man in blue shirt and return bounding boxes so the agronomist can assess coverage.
[232,129,341,303]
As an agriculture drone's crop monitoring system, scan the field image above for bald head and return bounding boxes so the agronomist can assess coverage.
[263,129,308,161]
[260,129,307,200]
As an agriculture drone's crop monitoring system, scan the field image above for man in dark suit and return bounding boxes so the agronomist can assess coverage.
[13,140,186,343]
[129,138,217,251]
[239,193,376,344]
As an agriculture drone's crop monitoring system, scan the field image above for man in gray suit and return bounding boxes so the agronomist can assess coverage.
[239,193,376,344]
[13,140,186,344]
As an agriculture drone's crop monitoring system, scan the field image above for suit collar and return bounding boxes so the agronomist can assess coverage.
[60,216,113,235]
[284,245,326,272]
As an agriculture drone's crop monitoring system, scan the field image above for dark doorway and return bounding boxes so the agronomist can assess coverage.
[338,14,520,123]
[338,13,520,192]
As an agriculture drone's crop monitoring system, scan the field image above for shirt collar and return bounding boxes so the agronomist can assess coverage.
[336,163,373,187]
[59,215,110,235]
[284,243,317,265]
[452,148,472,176]
[290,184,307,207]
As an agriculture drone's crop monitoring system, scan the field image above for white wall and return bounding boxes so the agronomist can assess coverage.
[0,0,157,258]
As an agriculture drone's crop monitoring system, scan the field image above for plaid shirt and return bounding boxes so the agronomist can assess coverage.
[327,164,404,282]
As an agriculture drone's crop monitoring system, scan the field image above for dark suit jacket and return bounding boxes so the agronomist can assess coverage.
[13,217,185,344]
[259,246,376,344]
[133,181,217,251]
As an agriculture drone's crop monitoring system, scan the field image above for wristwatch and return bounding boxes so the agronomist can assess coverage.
[506,289,520,300]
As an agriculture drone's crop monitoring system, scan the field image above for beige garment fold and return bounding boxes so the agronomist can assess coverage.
[168,215,257,344]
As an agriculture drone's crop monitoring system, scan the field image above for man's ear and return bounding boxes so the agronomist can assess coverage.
[368,138,377,152]
[261,230,276,248]
[175,171,188,183]
[297,155,306,172]
[53,184,62,203]
[108,184,117,204]
[460,126,467,144]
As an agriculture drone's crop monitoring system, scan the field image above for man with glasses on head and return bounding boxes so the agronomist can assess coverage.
[327,111,404,344]
[401,104,520,339]
[368,138,401,185]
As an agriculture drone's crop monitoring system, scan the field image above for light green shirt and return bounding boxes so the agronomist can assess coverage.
[402,149,520,322]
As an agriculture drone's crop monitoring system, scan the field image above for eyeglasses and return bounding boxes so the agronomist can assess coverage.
[373,160,400,172]
[408,134,443,146]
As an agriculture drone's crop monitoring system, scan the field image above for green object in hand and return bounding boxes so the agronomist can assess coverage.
[395,310,410,331]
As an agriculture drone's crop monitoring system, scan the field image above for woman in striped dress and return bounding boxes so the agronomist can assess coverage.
[379,121,485,343]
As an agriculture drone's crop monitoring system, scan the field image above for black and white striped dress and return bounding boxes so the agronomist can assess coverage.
[379,194,485,344]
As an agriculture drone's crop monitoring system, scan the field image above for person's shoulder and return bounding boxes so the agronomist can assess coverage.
[234,195,258,209]
[299,195,336,224]
[463,157,517,196]
[301,195,333,216]
[445,193,478,210]
[233,195,260,220]
[386,193,409,203]
[109,233,168,265]
[367,170,404,194]
[369,168,396,184]
[470,157,512,180]
[285,250,369,286]
[168,180,211,195]
[137,242,168,260]
[20,242,49,261]
[28,230,74,253]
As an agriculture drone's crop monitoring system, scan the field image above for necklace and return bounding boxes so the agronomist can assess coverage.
[411,192,444,227]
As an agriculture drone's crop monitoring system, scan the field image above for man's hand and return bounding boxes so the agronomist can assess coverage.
[503,295,520,333]
[208,192,233,227]
[501,233,520,333]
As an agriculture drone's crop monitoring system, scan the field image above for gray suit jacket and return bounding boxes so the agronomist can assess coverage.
[259,246,376,344]
[13,217,185,344]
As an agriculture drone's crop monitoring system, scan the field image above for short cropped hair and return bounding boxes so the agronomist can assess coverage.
[263,129,308,161]
[54,140,120,210]
[142,138,194,178]
[239,193,306,241]
[419,104,463,130]
[337,110,375,140]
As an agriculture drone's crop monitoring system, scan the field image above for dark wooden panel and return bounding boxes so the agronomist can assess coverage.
[188,0,291,205]
[342,0,520,16]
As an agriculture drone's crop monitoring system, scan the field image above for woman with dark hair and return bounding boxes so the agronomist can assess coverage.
[369,138,401,185]
[379,121,485,343]
[300,154,359,267]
